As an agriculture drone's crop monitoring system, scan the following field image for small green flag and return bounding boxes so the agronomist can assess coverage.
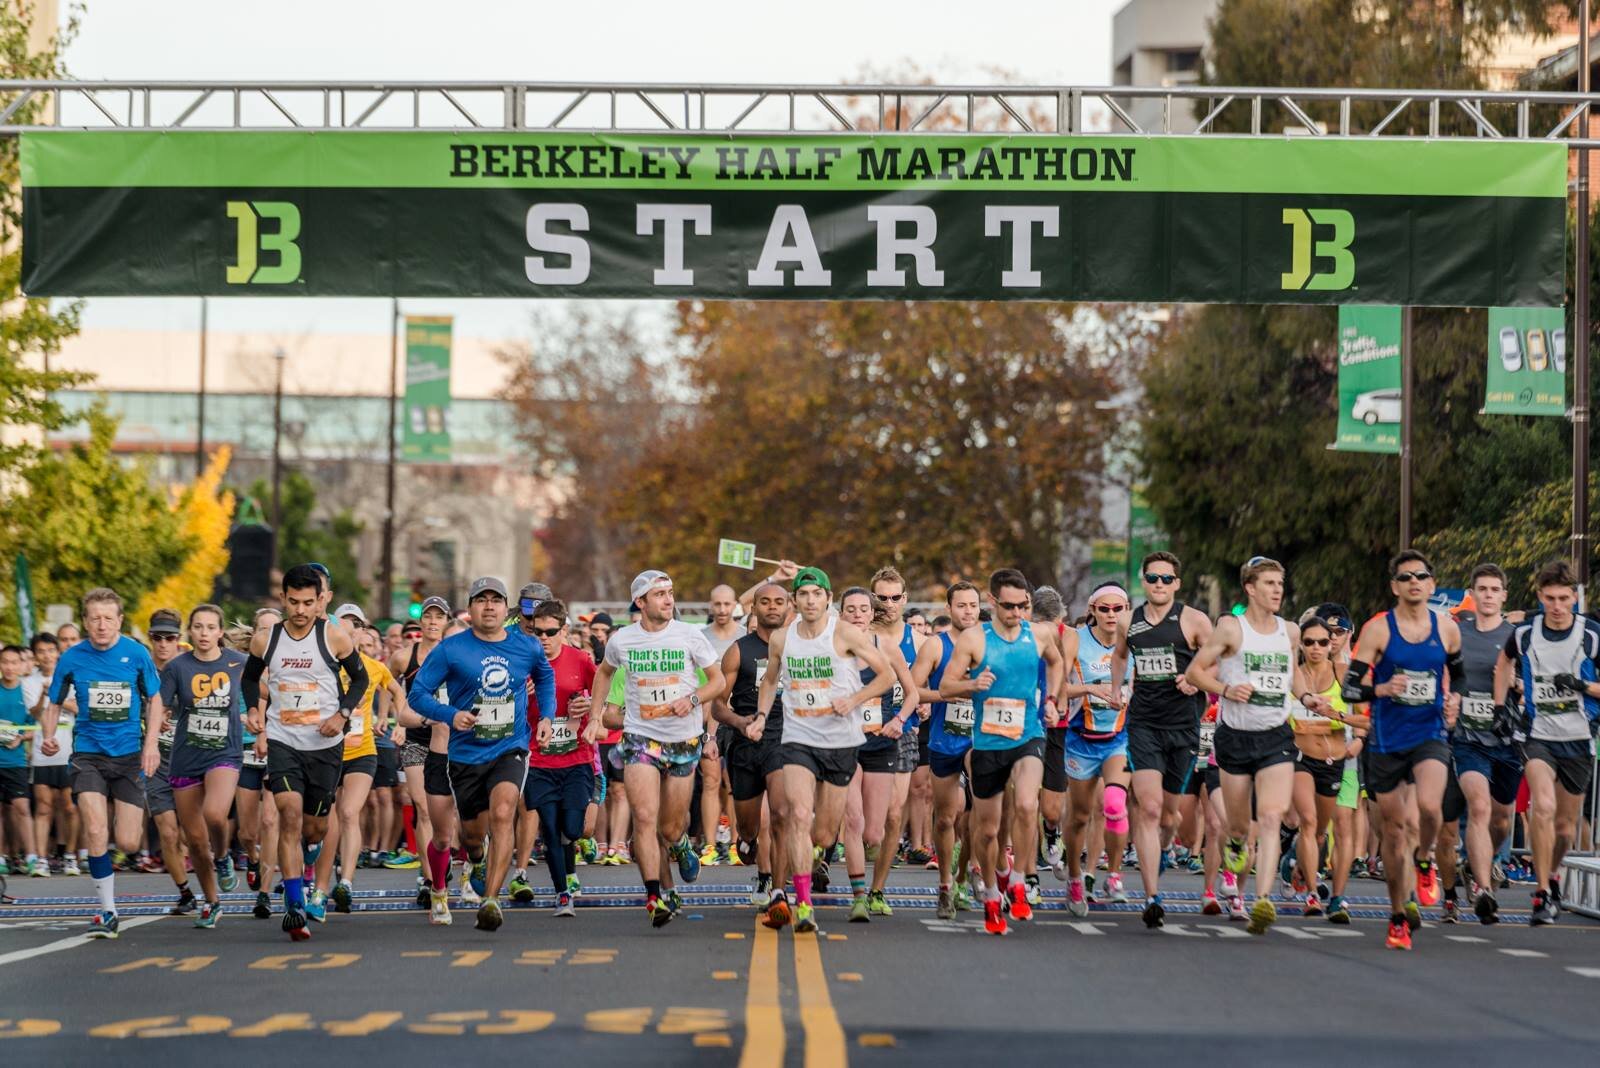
[718,539,757,570]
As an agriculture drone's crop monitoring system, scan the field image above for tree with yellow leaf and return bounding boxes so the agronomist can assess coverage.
[135,447,236,624]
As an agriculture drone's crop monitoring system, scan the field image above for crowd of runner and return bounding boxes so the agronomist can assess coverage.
[0,549,1595,951]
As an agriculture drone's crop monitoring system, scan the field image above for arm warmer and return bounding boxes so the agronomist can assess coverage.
[1341,659,1375,704]
[337,651,368,713]
[242,654,267,711]
[1445,651,1466,688]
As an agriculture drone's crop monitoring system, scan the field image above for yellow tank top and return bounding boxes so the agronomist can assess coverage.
[340,653,389,760]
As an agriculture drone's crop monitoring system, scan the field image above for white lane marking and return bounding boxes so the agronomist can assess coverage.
[0,916,162,966]
[1498,948,1548,958]
[1447,935,1489,943]
[1565,967,1600,978]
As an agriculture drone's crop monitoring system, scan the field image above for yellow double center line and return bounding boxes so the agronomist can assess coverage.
[739,917,847,1068]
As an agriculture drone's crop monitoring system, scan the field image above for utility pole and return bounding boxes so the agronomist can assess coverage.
[1399,306,1413,549]
[1574,0,1593,599]
[270,345,287,571]
[196,297,208,479]
[381,299,400,618]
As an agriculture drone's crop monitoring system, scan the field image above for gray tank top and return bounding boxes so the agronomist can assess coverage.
[1453,613,1512,745]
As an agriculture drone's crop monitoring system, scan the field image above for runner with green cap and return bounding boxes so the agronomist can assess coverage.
[756,565,893,934]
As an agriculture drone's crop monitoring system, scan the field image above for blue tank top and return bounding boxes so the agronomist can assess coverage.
[927,631,972,756]
[859,635,900,753]
[1072,624,1130,740]
[972,621,1044,752]
[1370,610,1447,754]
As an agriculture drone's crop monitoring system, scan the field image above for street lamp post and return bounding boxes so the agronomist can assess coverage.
[270,345,287,571]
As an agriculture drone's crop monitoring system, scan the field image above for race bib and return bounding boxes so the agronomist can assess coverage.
[637,673,683,720]
[1394,670,1438,706]
[345,712,365,739]
[789,677,833,717]
[1459,693,1496,731]
[1244,652,1291,708]
[1532,676,1578,715]
[753,659,768,689]
[276,680,322,726]
[980,696,1027,740]
[186,710,230,749]
[1134,646,1178,681]
[473,693,515,741]
[242,744,268,768]
[1197,719,1217,758]
[861,698,883,734]
[544,716,579,755]
[158,716,176,748]
[890,683,905,710]
[87,681,133,723]
[945,698,975,737]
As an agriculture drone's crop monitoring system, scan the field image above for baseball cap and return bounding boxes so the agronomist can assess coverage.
[333,602,367,625]
[1315,602,1353,631]
[519,581,554,615]
[420,595,452,617]
[401,620,423,635]
[630,569,672,602]
[307,561,332,589]
[793,566,831,593]
[468,576,509,601]
[590,611,614,628]
[148,609,182,637]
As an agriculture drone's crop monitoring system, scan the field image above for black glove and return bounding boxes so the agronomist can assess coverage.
[1553,673,1587,695]
[1491,703,1525,745]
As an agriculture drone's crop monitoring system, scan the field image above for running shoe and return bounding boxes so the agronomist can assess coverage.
[305,889,327,923]
[830,842,845,864]
[62,856,81,877]
[1386,914,1412,950]
[1490,861,1507,889]
[383,849,421,869]
[966,862,983,901]
[617,845,633,865]
[1474,889,1500,925]
[1549,876,1564,913]
[217,855,237,893]
[1531,889,1557,926]
[1142,894,1165,929]
[554,891,576,918]
[1008,881,1033,922]
[475,899,504,932]
[849,895,871,923]
[415,878,432,909]
[983,898,1008,936]
[1201,891,1222,916]
[247,863,261,892]
[332,880,353,914]
[1044,836,1065,880]
[86,910,120,939]
[1326,896,1351,925]
[1403,898,1422,933]
[795,902,818,934]
[699,842,721,867]
[907,847,934,866]
[283,905,311,942]
[459,878,482,907]
[763,892,792,930]
[868,889,893,917]
[1247,896,1277,935]
[28,857,49,878]
[194,901,221,929]
[1414,856,1440,906]
[648,895,674,929]
[749,875,770,906]
[1024,874,1042,907]
[812,847,832,894]
[1440,898,1460,924]
[469,857,488,897]
[675,838,702,883]
[1223,836,1249,875]
[953,883,976,912]
[1083,874,1098,903]
[1303,892,1323,918]
[1227,895,1247,921]
[666,888,684,916]
[578,837,600,864]
[1069,877,1090,917]
[1105,872,1129,904]
[302,842,321,870]
[170,887,198,916]
[936,888,957,920]
[509,871,535,904]
[737,839,759,867]
[567,873,582,898]
[135,853,161,874]
[253,891,272,919]
[430,891,452,926]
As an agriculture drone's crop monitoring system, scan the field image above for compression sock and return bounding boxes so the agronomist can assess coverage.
[794,872,813,905]
[283,876,304,910]
[996,866,1012,894]
[850,876,867,900]
[89,852,116,912]
[426,842,451,892]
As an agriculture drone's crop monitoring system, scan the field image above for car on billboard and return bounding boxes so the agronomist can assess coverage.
[1498,325,1523,372]
[1352,388,1402,426]
[1527,328,1549,372]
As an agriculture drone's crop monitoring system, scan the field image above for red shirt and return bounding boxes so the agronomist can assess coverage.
[529,644,598,770]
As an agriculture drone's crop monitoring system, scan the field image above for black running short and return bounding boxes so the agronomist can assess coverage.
[1366,739,1450,796]
[1523,738,1595,796]
[1126,721,1198,795]
[448,749,528,822]
[70,751,144,807]
[340,753,378,782]
[373,746,401,789]
[1212,723,1296,777]
[0,765,30,802]
[1295,749,1344,798]
[1043,727,1069,794]
[423,750,452,798]
[30,764,71,791]
[726,737,782,802]
[779,742,857,788]
[969,737,1047,801]
[266,740,344,817]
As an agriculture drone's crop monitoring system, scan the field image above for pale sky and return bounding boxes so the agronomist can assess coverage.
[54,0,1125,341]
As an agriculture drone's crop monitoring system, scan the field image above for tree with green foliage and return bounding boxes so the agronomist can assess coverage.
[243,472,368,607]
[1139,0,1583,619]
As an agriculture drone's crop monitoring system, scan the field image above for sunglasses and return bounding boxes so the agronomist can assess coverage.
[532,626,563,638]
[1093,603,1129,614]
[1143,573,1178,585]
[151,634,180,642]
[1302,637,1331,648]
[1393,570,1432,582]
[876,592,906,603]
[995,599,1030,611]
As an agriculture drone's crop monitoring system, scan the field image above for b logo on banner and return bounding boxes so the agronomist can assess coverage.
[1280,208,1355,292]
[226,200,303,285]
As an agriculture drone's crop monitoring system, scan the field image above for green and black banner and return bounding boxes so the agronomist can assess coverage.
[21,131,1566,306]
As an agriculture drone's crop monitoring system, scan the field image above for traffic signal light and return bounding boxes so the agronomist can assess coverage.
[1230,603,1246,616]
[408,601,423,620]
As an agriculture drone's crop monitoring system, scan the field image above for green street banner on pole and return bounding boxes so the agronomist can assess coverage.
[1334,305,1402,454]
[1089,539,1127,589]
[1485,306,1566,416]
[13,554,35,644]
[20,132,1565,307]
[717,539,757,570]
[1127,486,1169,582]
[402,316,452,463]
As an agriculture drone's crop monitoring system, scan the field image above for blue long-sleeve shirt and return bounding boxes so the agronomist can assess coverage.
[408,629,555,763]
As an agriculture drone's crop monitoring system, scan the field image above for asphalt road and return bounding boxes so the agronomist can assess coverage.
[2,861,1598,1066]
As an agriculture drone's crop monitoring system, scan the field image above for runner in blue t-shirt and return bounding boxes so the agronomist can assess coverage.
[39,588,164,939]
